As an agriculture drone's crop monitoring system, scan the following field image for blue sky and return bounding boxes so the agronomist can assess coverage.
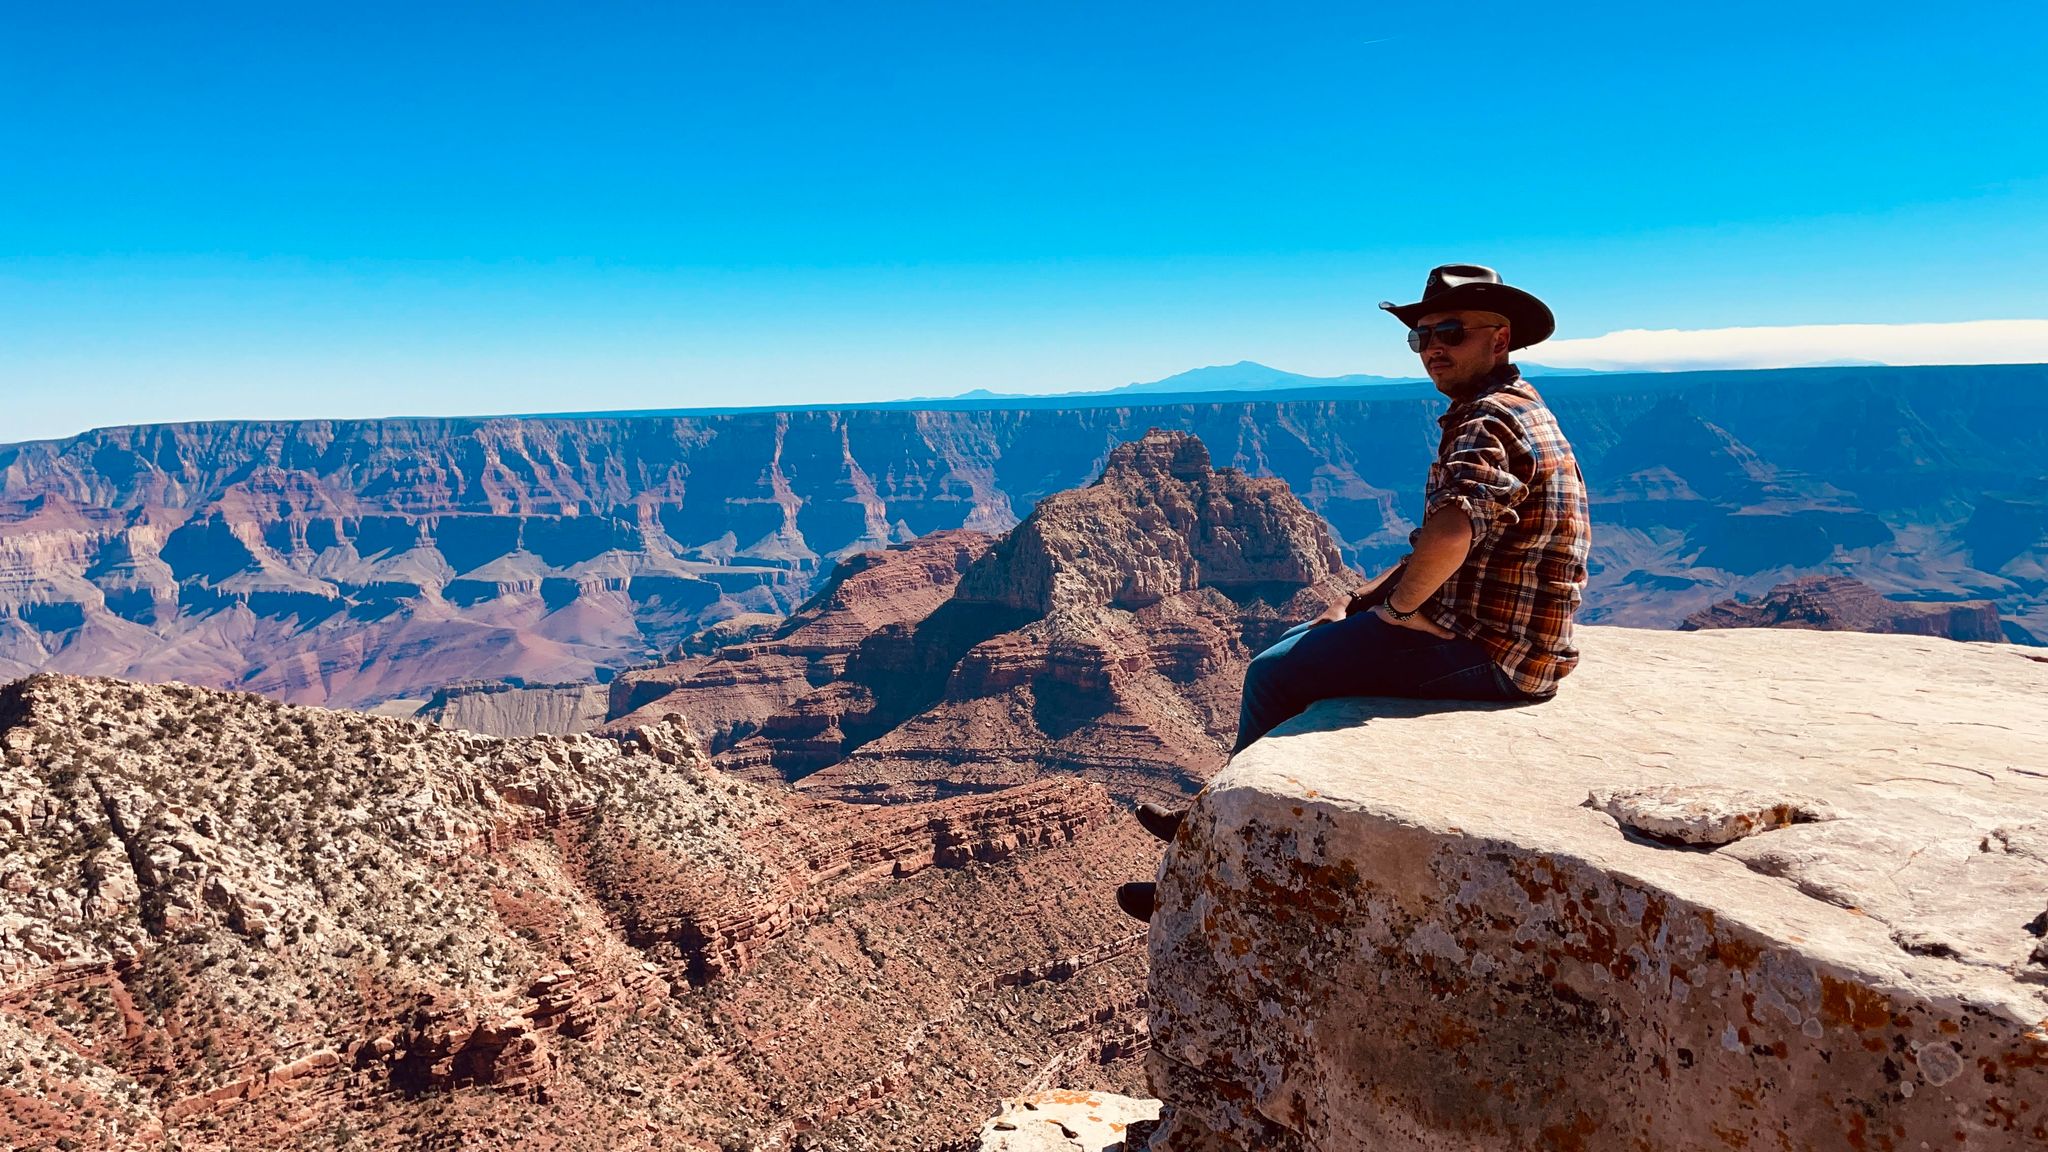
[4,1,2046,440]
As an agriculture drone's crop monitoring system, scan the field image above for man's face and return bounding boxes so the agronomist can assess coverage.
[1412,309,1509,395]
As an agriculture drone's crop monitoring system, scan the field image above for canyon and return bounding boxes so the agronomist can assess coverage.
[4,372,2044,1149]
[607,431,1352,805]
[0,673,1155,1150]
[2,363,2041,713]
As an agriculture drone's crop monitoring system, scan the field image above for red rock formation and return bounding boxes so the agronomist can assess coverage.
[614,431,1355,806]
[773,433,1354,805]
[0,673,1152,1150]
[605,529,997,747]
[1680,575,2005,641]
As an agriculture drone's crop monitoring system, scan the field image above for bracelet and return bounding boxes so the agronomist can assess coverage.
[1382,600,1420,621]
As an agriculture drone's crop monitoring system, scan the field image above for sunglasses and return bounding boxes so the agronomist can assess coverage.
[1407,320,1503,353]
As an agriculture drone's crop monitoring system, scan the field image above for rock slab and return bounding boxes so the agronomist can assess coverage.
[1146,626,2048,1150]
[975,1090,1161,1151]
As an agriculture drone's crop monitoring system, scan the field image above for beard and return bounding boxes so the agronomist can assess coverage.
[1431,362,1492,400]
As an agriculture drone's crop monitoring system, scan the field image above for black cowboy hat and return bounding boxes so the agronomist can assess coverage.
[1379,264,1555,350]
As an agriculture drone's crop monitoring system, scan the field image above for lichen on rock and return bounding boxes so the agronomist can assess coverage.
[1145,627,2048,1150]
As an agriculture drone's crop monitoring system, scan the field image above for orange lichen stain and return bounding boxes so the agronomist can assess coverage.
[1229,936,1251,957]
[1712,934,1764,970]
[1710,1122,1751,1148]
[1844,1109,1870,1151]
[1938,1019,1960,1035]
[1819,976,1892,1031]
[1539,1111,1599,1152]
[1031,1089,1105,1107]
[1997,1041,2048,1070]
[1304,789,1319,798]
[1638,895,1667,938]
[1862,1037,1887,1053]
[1291,806,1304,817]
[1509,858,1569,904]
[1435,1018,1480,1051]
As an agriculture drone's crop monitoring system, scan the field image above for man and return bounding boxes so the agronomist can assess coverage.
[1118,264,1591,918]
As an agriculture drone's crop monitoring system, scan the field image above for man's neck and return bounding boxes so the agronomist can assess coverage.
[1441,360,1518,401]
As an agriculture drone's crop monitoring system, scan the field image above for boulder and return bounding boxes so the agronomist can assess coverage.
[1147,626,2048,1150]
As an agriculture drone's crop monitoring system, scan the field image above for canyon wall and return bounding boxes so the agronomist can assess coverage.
[1,363,2041,708]
[1681,574,2006,640]
[0,674,1155,1150]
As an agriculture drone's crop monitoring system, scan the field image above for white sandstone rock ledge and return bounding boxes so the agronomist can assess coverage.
[974,1090,1162,1151]
[1146,626,2048,1151]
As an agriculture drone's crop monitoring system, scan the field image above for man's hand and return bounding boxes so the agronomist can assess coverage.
[1372,601,1456,638]
[1304,599,1350,629]
[1350,563,1405,605]
[1305,563,1407,629]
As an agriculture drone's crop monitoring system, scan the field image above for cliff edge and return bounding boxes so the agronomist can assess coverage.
[1146,626,2048,1150]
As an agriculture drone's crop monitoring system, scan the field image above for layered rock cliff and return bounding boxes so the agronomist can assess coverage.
[1681,574,2005,641]
[1145,627,2048,1150]
[613,431,1353,805]
[2,363,2042,710]
[606,529,998,748]
[413,678,612,737]
[0,674,1154,1150]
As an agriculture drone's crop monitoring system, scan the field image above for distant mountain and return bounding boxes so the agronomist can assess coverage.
[1097,360,1418,395]
[925,360,1420,403]
[931,358,1625,404]
[1518,362,1630,376]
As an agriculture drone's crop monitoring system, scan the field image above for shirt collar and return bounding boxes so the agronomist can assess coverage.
[1439,362,1536,420]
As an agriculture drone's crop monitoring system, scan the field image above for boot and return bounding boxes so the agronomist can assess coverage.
[1135,802,1186,843]
[1115,881,1156,922]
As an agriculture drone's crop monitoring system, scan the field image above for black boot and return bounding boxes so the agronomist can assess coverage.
[1115,881,1156,922]
[1135,802,1186,843]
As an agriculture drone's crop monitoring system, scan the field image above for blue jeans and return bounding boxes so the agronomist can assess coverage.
[1233,612,1526,752]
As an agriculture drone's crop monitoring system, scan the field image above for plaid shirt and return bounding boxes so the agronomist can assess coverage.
[1417,365,1590,697]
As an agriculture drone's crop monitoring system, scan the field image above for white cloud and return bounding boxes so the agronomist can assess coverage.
[1533,319,2048,372]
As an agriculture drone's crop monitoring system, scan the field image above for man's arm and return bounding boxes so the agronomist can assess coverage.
[1379,404,1531,636]
[1373,511,1470,637]
[1387,510,1472,613]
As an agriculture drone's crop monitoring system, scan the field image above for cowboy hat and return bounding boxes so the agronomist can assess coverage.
[1379,264,1555,350]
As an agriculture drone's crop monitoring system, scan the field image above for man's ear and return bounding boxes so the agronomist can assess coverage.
[1495,325,1512,358]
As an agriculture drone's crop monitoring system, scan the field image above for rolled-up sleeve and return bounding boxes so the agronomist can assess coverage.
[1426,410,1531,544]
